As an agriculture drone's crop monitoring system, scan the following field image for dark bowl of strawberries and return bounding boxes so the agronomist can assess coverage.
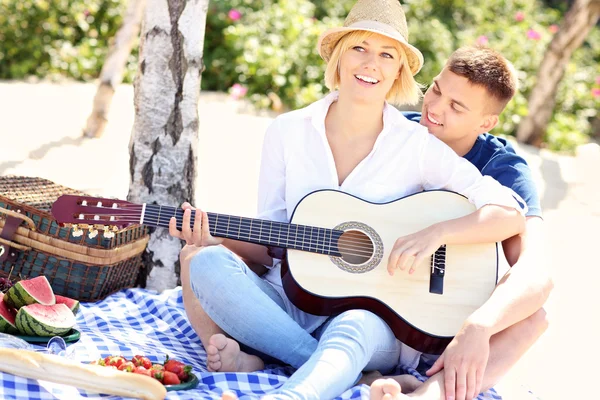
[91,354,198,391]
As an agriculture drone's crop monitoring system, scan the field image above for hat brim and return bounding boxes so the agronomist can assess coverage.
[317,24,424,76]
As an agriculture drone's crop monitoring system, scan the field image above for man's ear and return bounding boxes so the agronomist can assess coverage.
[480,114,499,132]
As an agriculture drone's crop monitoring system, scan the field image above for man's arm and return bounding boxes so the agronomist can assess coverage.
[425,216,553,400]
[464,216,552,334]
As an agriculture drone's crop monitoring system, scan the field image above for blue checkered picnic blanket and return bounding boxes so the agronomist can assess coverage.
[0,287,535,399]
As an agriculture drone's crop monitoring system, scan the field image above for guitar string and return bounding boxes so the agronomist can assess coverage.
[67,205,435,256]
[72,206,377,248]
[71,214,377,256]
[67,204,439,255]
[85,217,375,257]
[76,211,375,249]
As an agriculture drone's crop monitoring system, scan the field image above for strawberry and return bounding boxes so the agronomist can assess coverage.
[131,355,152,369]
[93,358,106,366]
[105,356,127,369]
[118,361,136,372]
[164,359,192,381]
[150,369,164,383]
[133,366,151,377]
[150,364,164,371]
[162,371,181,385]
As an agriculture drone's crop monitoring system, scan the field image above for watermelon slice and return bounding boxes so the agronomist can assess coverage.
[3,276,56,310]
[15,303,75,337]
[0,297,18,334]
[55,295,80,315]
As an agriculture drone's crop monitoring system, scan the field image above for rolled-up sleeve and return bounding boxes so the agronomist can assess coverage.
[419,132,528,215]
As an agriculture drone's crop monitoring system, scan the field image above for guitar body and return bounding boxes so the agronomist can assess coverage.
[281,190,499,355]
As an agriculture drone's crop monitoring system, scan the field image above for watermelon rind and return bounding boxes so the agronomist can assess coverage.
[0,297,18,334]
[55,295,80,316]
[3,276,56,310]
[15,303,75,337]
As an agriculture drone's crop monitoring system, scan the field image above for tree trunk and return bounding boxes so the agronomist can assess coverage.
[516,0,600,146]
[128,0,209,292]
[83,0,146,139]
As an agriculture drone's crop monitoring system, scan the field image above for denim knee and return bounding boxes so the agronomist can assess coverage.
[188,246,240,289]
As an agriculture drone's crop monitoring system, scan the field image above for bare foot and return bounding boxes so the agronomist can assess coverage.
[387,374,423,393]
[206,333,264,372]
[370,378,408,400]
[358,370,384,385]
[221,391,239,400]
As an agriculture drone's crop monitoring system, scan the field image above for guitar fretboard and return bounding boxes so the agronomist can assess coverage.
[142,204,343,256]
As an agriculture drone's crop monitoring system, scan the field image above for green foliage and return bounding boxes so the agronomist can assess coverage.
[0,0,131,81]
[0,0,597,151]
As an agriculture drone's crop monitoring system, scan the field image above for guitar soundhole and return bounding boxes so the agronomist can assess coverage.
[338,230,374,265]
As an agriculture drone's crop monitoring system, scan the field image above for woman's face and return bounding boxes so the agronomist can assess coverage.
[337,33,402,104]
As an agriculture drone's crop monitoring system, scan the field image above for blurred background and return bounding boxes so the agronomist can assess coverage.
[0,1,599,400]
[0,0,598,150]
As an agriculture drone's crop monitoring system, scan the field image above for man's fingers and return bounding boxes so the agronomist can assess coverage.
[426,354,444,376]
[181,202,194,210]
[475,368,484,398]
[455,366,467,400]
[444,366,456,400]
[466,368,477,400]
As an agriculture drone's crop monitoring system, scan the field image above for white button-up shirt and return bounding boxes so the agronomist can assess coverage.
[256,91,525,331]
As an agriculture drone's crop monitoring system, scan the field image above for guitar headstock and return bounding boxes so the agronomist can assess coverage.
[51,195,140,239]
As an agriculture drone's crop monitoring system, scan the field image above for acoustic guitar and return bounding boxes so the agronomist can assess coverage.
[51,189,500,355]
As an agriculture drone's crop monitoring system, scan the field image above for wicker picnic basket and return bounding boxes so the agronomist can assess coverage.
[0,176,149,302]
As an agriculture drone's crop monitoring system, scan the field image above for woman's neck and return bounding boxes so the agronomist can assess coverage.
[326,92,386,140]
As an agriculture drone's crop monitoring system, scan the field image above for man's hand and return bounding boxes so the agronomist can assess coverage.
[387,224,444,275]
[426,323,491,400]
[168,202,224,247]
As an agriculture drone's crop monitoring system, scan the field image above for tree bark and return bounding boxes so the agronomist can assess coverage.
[128,0,209,292]
[516,0,600,146]
[83,0,146,139]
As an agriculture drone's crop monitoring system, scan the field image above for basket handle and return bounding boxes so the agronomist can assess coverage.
[0,207,36,231]
[0,238,30,253]
[0,207,35,262]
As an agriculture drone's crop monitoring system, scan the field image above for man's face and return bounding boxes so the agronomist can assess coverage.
[420,68,498,155]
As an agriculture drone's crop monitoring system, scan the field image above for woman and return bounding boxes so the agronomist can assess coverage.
[170,0,526,399]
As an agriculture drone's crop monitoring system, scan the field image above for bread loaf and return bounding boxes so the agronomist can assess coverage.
[0,348,167,400]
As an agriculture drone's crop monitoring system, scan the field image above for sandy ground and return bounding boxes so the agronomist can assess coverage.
[0,81,598,400]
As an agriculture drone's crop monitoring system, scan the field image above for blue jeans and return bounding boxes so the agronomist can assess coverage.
[189,246,402,400]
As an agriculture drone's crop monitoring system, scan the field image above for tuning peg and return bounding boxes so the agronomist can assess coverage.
[71,224,84,238]
[102,226,116,239]
[88,228,98,239]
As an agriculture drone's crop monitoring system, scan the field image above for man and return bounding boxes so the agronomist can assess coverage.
[370,46,553,400]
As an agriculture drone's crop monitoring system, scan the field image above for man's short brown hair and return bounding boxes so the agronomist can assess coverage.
[447,46,518,114]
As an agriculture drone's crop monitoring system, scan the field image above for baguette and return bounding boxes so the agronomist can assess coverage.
[0,348,167,400]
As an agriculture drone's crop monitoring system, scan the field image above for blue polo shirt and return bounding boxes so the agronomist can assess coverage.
[403,112,542,218]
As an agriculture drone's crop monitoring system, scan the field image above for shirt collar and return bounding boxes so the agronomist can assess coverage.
[310,91,398,136]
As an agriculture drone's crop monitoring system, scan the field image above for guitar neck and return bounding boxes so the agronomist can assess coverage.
[141,204,343,257]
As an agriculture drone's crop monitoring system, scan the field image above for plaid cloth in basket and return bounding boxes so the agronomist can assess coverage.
[0,287,536,399]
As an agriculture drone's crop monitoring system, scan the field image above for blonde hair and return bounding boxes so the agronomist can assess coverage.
[323,30,422,106]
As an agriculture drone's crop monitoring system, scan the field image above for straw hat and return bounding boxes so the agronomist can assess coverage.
[317,0,424,75]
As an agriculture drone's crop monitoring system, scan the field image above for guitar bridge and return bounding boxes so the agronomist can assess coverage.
[429,245,446,295]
